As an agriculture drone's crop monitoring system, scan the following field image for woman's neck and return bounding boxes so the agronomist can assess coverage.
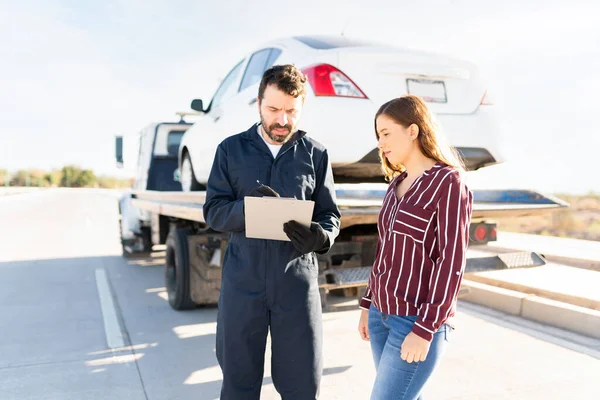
[403,153,437,179]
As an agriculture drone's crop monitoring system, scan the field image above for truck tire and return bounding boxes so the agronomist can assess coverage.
[118,206,128,255]
[118,203,132,257]
[119,202,152,257]
[121,227,152,258]
[165,227,196,310]
[140,227,153,252]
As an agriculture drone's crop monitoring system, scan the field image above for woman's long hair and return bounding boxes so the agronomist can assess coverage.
[374,94,465,181]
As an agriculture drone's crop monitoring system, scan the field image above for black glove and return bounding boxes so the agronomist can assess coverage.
[283,220,328,254]
[247,184,279,197]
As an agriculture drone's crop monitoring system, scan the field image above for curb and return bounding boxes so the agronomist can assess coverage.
[461,280,600,339]
[485,244,600,272]
[541,254,600,273]
[485,236,600,273]
[465,275,600,311]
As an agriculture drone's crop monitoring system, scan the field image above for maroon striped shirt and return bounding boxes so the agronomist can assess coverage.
[359,163,473,341]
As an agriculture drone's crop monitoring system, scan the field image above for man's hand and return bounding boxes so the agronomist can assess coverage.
[283,220,328,254]
[400,331,431,363]
[358,309,370,341]
[248,184,279,197]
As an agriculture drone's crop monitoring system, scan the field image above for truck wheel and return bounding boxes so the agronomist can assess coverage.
[165,227,196,310]
[118,206,128,255]
[141,227,153,252]
[118,202,152,257]
[121,227,152,257]
[180,154,203,192]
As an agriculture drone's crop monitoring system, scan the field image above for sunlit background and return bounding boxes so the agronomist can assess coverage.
[1,0,597,194]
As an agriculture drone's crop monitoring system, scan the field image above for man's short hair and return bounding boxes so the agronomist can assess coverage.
[258,64,307,102]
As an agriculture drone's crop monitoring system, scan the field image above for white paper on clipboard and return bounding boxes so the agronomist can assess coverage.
[244,196,315,241]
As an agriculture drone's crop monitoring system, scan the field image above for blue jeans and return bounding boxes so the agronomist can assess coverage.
[368,305,451,400]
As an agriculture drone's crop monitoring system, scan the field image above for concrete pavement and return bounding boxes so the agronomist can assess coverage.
[0,189,598,399]
[0,190,146,399]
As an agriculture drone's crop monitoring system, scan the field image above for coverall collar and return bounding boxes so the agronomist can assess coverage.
[242,123,307,159]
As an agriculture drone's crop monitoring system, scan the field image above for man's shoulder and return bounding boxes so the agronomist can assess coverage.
[218,125,256,149]
[220,132,244,146]
[300,133,327,153]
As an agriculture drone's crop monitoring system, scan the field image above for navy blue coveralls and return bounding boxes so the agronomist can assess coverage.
[203,124,341,399]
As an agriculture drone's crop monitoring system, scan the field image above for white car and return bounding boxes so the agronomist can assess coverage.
[178,35,503,191]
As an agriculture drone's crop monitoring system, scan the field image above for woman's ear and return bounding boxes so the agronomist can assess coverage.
[409,123,419,140]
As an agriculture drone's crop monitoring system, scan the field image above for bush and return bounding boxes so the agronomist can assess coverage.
[0,169,9,186]
[0,166,132,189]
[60,166,97,188]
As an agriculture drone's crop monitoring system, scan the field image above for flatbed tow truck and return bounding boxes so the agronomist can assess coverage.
[115,116,568,310]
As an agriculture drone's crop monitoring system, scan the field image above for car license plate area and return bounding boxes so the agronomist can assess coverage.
[406,79,447,103]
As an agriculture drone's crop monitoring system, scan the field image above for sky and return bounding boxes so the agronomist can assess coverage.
[1,0,598,194]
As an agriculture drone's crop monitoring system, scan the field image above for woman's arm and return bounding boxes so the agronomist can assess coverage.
[412,173,473,341]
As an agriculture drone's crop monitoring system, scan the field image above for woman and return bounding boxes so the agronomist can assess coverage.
[357,95,473,399]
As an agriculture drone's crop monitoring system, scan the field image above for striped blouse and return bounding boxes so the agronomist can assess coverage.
[359,163,473,341]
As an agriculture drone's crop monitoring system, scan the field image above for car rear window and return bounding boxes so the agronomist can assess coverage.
[293,35,373,49]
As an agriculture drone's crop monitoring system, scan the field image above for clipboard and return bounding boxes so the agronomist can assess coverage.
[244,196,315,241]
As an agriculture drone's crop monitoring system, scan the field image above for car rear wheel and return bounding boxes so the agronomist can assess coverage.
[180,153,202,192]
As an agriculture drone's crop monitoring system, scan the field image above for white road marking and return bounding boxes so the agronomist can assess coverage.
[95,268,125,349]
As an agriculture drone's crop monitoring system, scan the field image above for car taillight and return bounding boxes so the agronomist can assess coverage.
[301,64,367,98]
[480,89,493,105]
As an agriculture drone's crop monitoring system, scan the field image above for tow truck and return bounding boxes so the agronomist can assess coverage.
[115,116,568,310]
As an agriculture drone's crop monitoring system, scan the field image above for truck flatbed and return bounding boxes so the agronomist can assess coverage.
[121,186,566,310]
[130,188,568,226]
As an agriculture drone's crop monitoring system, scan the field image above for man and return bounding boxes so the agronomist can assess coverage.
[203,64,341,399]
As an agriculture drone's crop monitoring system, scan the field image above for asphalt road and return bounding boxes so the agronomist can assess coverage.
[0,189,598,399]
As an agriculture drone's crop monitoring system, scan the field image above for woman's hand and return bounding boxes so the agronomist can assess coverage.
[358,309,370,341]
[401,331,431,363]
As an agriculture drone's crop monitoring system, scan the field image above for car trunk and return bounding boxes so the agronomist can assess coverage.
[335,46,486,115]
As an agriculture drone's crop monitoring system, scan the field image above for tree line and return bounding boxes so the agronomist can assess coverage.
[0,166,132,189]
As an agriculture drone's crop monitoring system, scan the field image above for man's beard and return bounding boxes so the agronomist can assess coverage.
[259,112,294,144]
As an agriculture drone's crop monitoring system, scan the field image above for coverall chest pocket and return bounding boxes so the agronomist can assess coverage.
[392,203,434,244]
[229,166,260,198]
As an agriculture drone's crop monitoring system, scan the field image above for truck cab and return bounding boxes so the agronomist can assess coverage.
[115,116,197,253]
